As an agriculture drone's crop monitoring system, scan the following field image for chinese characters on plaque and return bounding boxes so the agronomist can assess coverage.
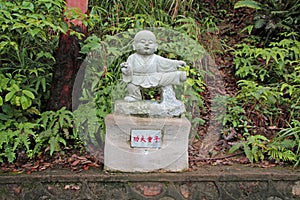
[131,129,162,148]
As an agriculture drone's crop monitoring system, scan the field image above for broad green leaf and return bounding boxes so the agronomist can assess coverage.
[41,77,46,92]
[241,25,254,34]
[229,143,242,154]
[45,2,52,10]
[21,1,34,12]
[1,10,12,20]
[0,96,3,106]
[58,136,67,146]
[20,95,31,110]
[5,91,15,102]
[22,90,35,99]
[0,113,8,121]
[253,135,269,141]
[234,0,262,10]
[244,144,253,163]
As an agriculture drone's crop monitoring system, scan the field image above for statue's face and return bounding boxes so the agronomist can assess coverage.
[133,32,157,55]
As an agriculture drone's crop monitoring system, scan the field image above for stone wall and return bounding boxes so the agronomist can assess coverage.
[0,165,299,200]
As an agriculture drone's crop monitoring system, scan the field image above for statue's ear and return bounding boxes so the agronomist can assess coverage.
[132,44,136,50]
[154,43,158,51]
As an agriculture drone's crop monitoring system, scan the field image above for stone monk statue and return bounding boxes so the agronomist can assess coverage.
[121,30,187,103]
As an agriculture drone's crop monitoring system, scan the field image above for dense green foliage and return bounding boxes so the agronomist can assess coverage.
[0,0,299,167]
[0,0,79,162]
[235,0,300,43]
[228,0,300,166]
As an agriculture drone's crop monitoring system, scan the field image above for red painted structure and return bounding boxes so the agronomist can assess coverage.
[48,0,88,111]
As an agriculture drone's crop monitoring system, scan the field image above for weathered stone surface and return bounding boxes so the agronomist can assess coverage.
[114,100,185,117]
[104,114,191,172]
[133,183,164,197]
[0,165,299,200]
[292,181,300,197]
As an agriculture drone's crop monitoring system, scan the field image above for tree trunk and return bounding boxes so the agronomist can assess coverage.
[47,0,88,111]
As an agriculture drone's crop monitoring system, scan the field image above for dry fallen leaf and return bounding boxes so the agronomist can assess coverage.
[64,184,80,190]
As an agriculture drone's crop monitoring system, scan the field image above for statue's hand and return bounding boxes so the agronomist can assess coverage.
[121,62,128,68]
[177,61,186,68]
[121,62,130,74]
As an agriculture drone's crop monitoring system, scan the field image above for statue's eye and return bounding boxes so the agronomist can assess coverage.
[148,40,153,44]
[140,40,146,43]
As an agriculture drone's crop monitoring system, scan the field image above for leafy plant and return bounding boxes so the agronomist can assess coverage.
[0,0,68,125]
[273,120,300,166]
[230,134,269,163]
[0,121,37,162]
[266,140,297,164]
[236,80,280,113]
[230,134,297,164]
[5,83,35,110]
[178,65,206,137]
[280,65,300,122]
[232,37,300,130]
[229,22,300,165]
[0,72,41,124]
[0,107,80,163]
[74,102,102,147]
[234,0,300,42]
[221,96,247,128]
[35,107,78,156]
[234,38,300,82]
[0,0,67,101]
[0,0,81,162]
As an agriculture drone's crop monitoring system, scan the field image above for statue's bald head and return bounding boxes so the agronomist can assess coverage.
[134,30,156,43]
[133,30,158,55]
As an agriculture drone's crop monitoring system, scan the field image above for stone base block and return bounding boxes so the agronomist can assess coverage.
[104,114,191,172]
[114,100,185,117]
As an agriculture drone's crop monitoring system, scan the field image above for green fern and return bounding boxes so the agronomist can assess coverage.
[230,134,298,164]
[0,121,37,162]
[35,107,76,156]
[230,135,269,163]
[273,120,300,166]
[74,102,103,147]
[2,148,15,163]
[49,135,67,156]
[267,146,296,162]
[266,139,296,162]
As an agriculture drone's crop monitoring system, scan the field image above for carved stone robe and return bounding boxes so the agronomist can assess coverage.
[122,53,182,88]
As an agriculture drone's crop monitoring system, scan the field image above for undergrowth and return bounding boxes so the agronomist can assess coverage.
[0,0,299,167]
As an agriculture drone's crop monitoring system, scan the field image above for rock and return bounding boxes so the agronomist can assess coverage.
[114,100,185,117]
[104,114,191,172]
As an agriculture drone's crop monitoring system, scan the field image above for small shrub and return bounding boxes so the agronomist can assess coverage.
[234,0,300,42]
[35,107,78,156]
[230,134,297,164]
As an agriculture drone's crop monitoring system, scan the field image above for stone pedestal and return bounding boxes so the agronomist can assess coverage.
[104,114,191,172]
[114,100,185,117]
